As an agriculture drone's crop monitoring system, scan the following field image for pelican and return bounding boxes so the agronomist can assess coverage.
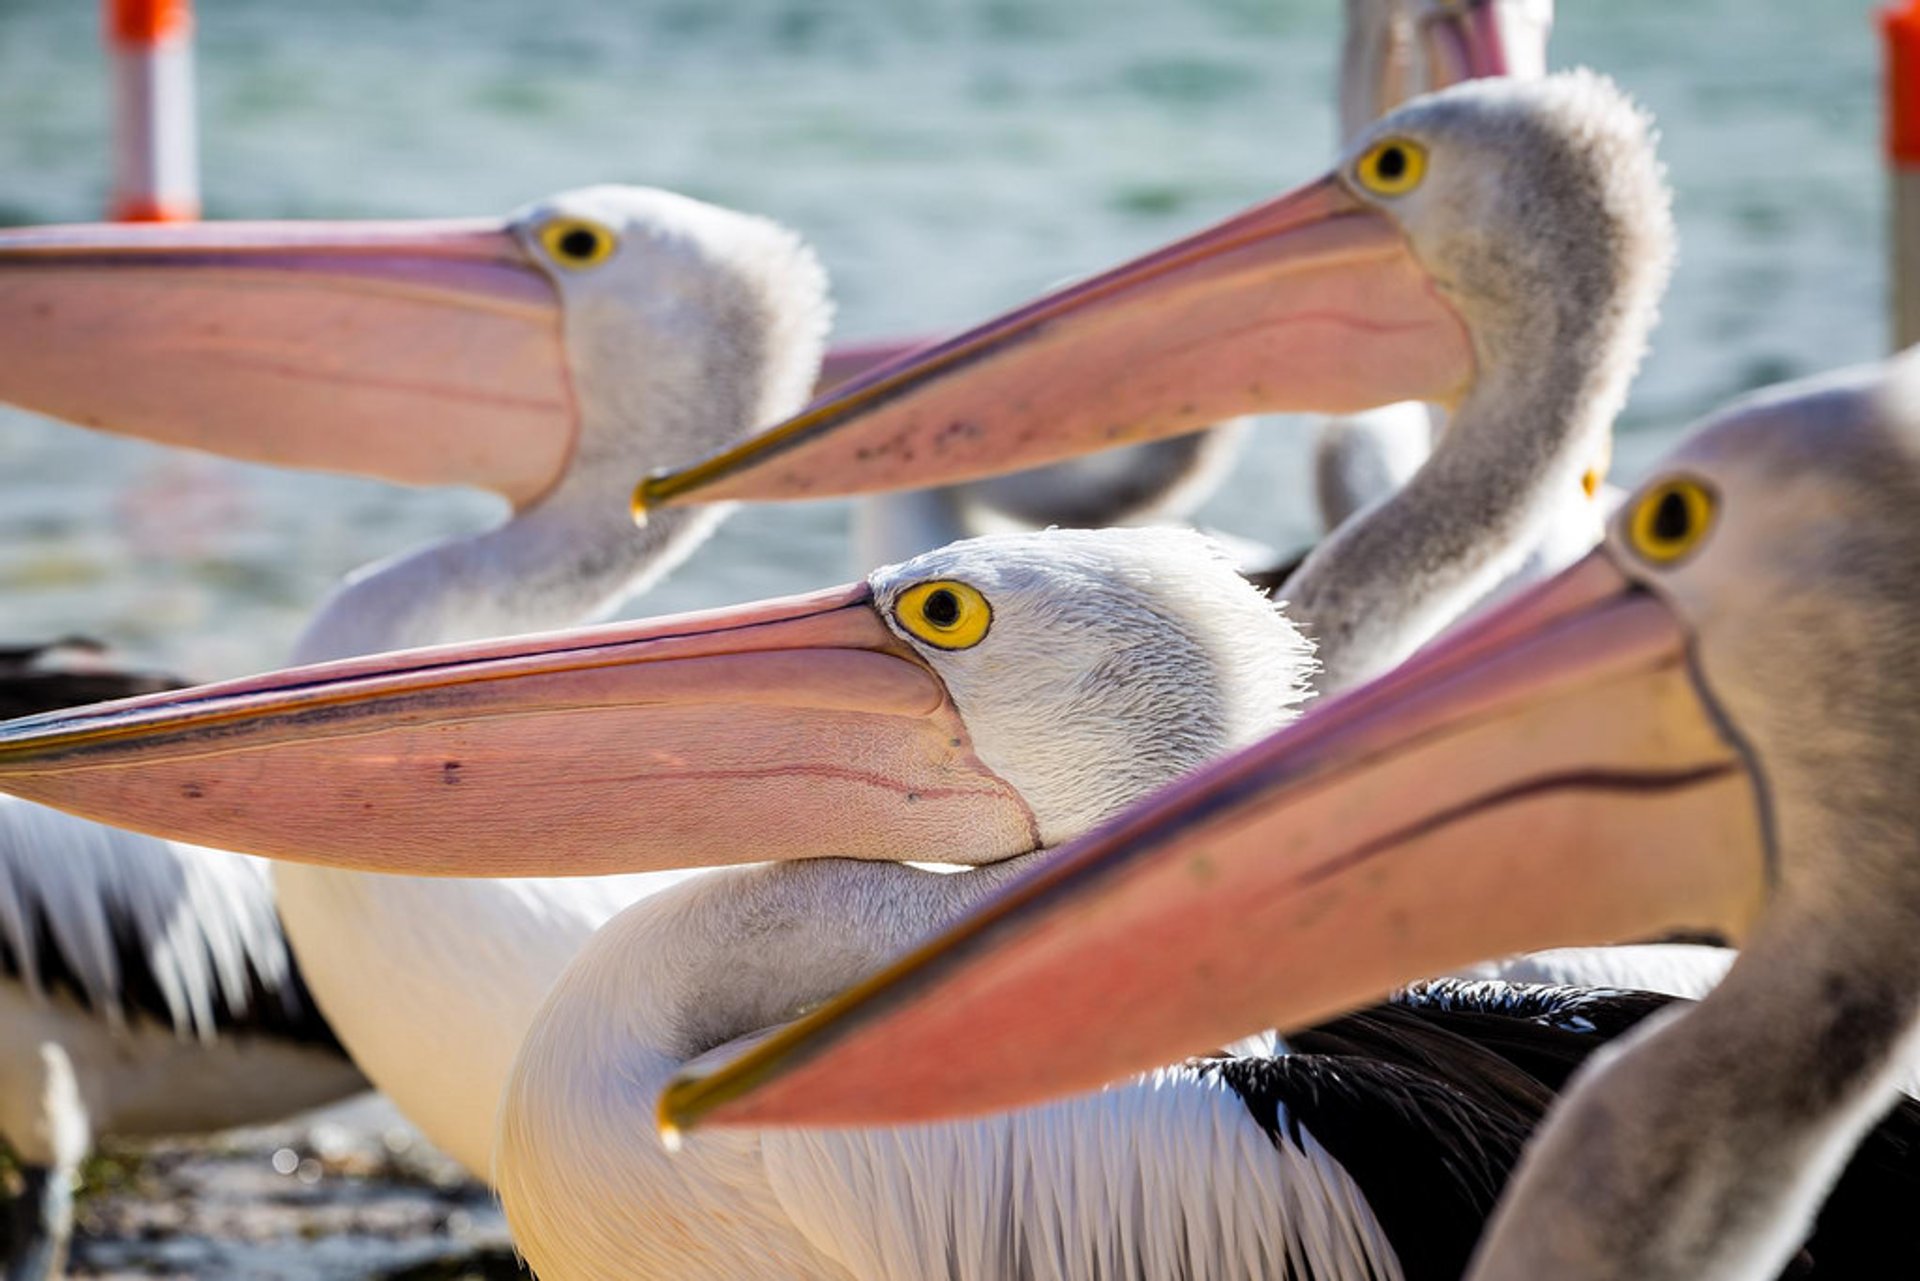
[858,0,1527,570]
[0,182,832,1264]
[662,355,1920,1281]
[850,0,1552,574]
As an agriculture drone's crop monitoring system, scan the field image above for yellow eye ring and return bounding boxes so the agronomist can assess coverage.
[538,217,618,270]
[1354,137,1427,197]
[1626,477,1717,565]
[893,580,992,650]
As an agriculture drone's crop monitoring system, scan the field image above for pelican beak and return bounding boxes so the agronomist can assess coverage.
[635,175,1474,511]
[0,219,581,508]
[0,586,1038,877]
[1420,0,1551,84]
[658,551,1770,1133]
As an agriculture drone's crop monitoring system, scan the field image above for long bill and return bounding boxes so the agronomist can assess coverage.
[0,219,580,507]
[634,175,1475,512]
[657,551,1772,1134]
[0,218,929,508]
[0,586,1038,877]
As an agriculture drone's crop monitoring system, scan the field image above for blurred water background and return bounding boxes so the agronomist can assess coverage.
[0,0,1884,677]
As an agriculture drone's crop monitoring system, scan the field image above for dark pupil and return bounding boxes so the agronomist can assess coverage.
[923,589,961,628]
[1375,146,1407,180]
[558,228,601,260]
[1651,489,1692,543]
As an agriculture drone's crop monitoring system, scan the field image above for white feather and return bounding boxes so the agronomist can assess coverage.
[0,797,304,1041]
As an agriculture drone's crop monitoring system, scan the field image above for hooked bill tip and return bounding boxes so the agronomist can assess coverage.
[629,477,657,525]
[632,466,697,521]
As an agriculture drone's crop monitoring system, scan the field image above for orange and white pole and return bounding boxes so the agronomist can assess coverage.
[106,0,199,222]
[1885,0,1920,348]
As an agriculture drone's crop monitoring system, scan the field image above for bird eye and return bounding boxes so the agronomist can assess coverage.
[1354,137,1427,197]
[894,580,992,650]
[538,217,617,269]
[1625,477,1717,565]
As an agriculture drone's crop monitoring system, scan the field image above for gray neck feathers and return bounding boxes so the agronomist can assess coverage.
[1283,328,1615,694]
[1285,79,1671,694]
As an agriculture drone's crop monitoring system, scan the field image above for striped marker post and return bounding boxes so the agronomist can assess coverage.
[106,0,200,222]
[1886,0,1920,348]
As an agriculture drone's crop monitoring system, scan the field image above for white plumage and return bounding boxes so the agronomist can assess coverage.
[0,802,362,1252]
[0,800,318,1043]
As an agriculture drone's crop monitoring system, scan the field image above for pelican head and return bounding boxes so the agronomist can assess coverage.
[0,527,1307,877]
[0,185,830,511]
[505,186,830,494]
[865,527,1312,845]
[635,70,1670,513]
[2,186,839,659]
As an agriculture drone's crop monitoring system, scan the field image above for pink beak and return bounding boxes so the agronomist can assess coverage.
[0,219,579,507]
[634,176,1475,512]
[657,551,1771,1134]
[0,586,1038,878]
[0,216,932,506]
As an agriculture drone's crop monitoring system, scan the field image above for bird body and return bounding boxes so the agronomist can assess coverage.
[0,802,359,1158]
[851,427,1252,569]
[0,801,363,1279]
